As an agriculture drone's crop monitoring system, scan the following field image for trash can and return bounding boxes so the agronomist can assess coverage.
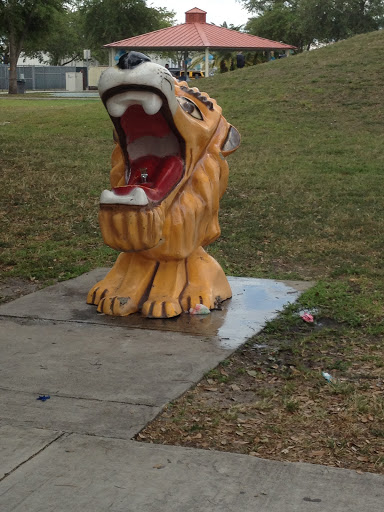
[17,80,26,94]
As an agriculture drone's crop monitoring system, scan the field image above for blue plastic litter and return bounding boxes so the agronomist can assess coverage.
[37,395,50,401]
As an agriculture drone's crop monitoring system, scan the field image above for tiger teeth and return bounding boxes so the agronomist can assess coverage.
[100,187,149,206]
[106,91,162,117]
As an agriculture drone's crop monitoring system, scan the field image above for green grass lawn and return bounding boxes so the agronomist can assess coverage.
[0,30,383,472]
[0,98,116,283]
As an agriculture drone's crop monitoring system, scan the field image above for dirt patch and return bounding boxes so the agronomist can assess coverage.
[137,328,384,475]
[0,277,44,304]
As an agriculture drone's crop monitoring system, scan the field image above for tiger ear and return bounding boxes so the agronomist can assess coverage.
[221,125,241,156]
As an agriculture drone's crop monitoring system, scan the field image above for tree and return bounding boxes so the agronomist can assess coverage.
[0,0,65,93]
[21,6,86,66]
[242,0,384,51]
[23,1,174,66]
[241,0,295,14]
[24,6,86,66]
[219,21,245,31]
[0,0,174,90]
[81,0,174,64]
[245,2,307,51]
[298,0,384,44]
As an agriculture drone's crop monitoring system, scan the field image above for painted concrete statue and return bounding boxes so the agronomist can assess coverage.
[87,51,240,318]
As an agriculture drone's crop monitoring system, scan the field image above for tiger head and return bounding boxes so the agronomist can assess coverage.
[97,51,240,259]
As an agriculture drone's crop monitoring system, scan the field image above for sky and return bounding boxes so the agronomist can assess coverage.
[149,1,252,28]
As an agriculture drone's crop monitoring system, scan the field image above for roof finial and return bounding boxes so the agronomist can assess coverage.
[185,7,207,23]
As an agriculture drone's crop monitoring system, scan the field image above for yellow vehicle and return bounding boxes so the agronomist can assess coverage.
[188,70,204,80]
[170,69,205,80]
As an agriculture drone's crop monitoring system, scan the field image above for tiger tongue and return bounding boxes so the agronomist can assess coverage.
[115,155,183,203]
[130,155,161,185]
[153,156,183,196]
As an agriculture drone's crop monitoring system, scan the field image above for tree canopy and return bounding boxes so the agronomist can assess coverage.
[22,5,85,65]
[0,0,174,93]
[0,0,64,92]
[80,0,174,63]
[242,0,384,51]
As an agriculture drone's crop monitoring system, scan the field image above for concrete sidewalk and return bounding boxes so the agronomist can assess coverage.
[0,270,383,511]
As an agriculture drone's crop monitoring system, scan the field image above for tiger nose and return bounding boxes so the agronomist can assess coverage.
[117,51,151,70]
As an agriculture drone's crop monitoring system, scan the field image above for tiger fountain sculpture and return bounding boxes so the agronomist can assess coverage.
[87,51,240,318]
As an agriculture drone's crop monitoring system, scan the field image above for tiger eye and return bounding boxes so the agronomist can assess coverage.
[182,100,194,114]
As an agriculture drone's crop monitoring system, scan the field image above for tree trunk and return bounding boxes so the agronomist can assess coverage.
[8,31,24,95]
[8,32,18,94]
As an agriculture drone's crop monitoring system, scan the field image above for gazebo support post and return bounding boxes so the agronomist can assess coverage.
[205,47,209,78]
[184,51,188,79]
[109,48,116,66]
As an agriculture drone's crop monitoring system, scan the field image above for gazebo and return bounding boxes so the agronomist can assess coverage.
[104,7,296,76]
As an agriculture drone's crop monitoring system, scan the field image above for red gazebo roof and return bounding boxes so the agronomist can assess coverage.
[104,7,296,51]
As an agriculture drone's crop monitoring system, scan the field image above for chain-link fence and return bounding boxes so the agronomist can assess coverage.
[0,65,87,91]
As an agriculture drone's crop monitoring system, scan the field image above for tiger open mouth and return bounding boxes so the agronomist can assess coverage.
[100,87,186,207]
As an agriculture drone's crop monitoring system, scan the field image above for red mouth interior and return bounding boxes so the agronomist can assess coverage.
[113,104,183,203]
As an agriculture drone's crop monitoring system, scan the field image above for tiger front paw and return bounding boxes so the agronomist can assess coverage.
[96,293,139,316]
[141,298,182,318]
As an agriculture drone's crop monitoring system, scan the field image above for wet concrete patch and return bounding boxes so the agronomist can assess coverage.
[0,269,314,349]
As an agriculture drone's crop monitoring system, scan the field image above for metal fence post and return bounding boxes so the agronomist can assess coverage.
[31,66,36,90]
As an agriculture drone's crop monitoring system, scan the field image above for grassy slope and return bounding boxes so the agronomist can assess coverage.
[204,30,384,282]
